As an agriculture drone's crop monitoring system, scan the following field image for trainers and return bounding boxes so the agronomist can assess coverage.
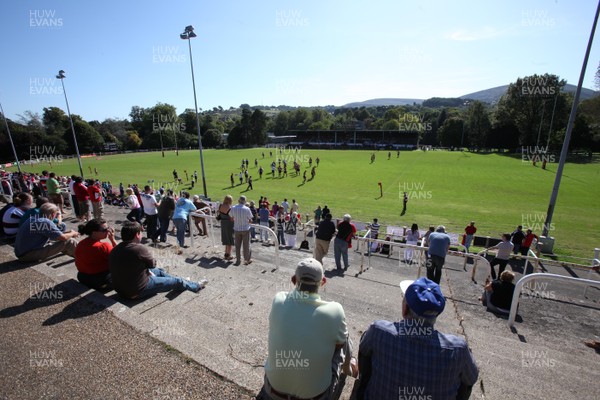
[244,259,253,265]
[198,278,209,288]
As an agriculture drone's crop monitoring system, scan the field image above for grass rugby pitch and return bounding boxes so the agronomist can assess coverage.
[11,148,600,260]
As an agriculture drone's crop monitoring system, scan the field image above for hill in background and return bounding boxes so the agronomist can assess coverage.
[342,84,598,108]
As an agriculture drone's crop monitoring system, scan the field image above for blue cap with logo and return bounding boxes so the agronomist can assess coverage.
[400,277,446,317]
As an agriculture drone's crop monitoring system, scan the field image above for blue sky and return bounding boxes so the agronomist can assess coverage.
[0,0,598,122]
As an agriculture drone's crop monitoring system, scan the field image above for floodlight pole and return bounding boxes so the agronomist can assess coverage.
[56,71,84,178]
[0,101,21,173]
[542,0,600,237]
[181,26,207,198]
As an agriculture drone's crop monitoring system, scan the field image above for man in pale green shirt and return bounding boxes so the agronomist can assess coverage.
[261,258,356,400]
[46,172,65,215]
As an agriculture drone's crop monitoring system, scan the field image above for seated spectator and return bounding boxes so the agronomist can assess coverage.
[3,193,34,239]
[358,277,478,399]
[14,203,80,262]
[74,219,117,291]
[481,270,516,314]
[260,258,356,400]
[19,196,66,232]
[109,221,207,299]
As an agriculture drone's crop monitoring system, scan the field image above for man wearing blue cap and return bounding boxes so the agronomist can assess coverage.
[357,277,479,400]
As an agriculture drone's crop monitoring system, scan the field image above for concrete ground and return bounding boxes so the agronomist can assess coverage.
[1,203,599,399]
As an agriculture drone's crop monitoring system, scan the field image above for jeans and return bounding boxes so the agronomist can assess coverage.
[464,234,474,252]
[127,208,142,223]
[277,229,286,246]
[158,216,170,242]
[260,221,269,241]
[138,268,199,298]
[427,255,445,284]
[145,214,159,240]
[334,237,349,270]
[173,218,187,247]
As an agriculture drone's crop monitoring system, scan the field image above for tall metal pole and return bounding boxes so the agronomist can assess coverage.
[542,0,600,237]
[546,93,559,148]
[184,32,207,198]
[0,101,21,173]
[57,72,84,178]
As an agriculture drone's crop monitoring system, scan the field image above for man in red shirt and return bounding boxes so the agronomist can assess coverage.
[520,229,539,256]
[464,221,477,253]
[73,176,90,222]
[87,180,104,220]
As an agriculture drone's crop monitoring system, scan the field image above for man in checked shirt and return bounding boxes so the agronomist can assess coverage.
[357,277,479,400]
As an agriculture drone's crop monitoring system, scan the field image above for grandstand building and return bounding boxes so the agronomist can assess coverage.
[285,130,420,149]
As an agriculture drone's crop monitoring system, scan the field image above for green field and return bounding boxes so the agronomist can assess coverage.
[9,148,600,259]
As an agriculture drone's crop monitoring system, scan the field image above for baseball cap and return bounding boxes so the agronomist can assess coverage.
[400,277,446,317]
[295,258,323,284]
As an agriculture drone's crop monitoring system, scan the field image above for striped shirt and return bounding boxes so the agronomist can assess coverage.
[2,206,25,237]
[229,204,253,232]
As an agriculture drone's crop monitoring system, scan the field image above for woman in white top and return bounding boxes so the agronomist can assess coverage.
[404,223,421,263]
[125,188,142,224]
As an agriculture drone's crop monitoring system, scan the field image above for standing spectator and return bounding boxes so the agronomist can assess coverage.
[334,214,356,273]
[125,188,142,224]
[427,226,451,284]
[313,205,322,225]
[258,203,270,242]
[271,201,279,217]
[276,211,286,247]
[464,221,477,253]
[3,193,33,239]
[14,203,79,262]
[157,190,175,243]
[423,225,435,247]
[218,195,234,260]
[486,234,514,280]
[284,212,299,248]
[281,198,290,214]
[69,175,80,216]
[521,229,539,256]
[88,180,104,220]
[366,218,381,256]
[481,270,516,314]
[229,195,254,265]
[73,176,91,222]
[322,205,330,219]
[510,225,526,255]
[75,218,116,290]
[314,213,336,264]
[109,221,206,299]
[172,191,197,252]
[46,172,65,215]
[39,170,49,196]
[291,199,299,213]
[260,258,355,400]
[192,195,208,236]
[404,223,420,263]
[358,278,478,399]
[140,185,160,243]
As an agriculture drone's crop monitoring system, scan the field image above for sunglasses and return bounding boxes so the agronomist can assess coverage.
[97,227,109,232]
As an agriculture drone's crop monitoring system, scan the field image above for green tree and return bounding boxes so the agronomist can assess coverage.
[124,131,142,150]
[496,73,567,145]
[465,101,491,147]
[437,118,463,147]
[273,112,289,135]
[66,116,104,153]
[250,109,268,146]
[203,128,224,148]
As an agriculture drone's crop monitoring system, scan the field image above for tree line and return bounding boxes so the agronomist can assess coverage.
[1,73,598,163]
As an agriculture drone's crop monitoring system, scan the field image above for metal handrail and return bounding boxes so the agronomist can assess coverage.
[508,273,600,327]
[189,208,215,248]
[249,223,280,270]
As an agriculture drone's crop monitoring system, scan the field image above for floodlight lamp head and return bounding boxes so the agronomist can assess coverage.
[56,70,66,79]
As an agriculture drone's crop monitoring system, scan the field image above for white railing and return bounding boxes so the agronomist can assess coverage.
[354,236,491,281]
[508,273,600,327]
[249,223,280,270]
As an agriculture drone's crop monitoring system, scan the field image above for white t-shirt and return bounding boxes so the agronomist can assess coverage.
[265,290,347,398]
[140,193,158,215]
